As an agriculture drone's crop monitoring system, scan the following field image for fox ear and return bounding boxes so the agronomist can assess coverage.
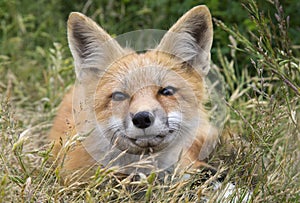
[67,12,124,80]
[157,6,213,75]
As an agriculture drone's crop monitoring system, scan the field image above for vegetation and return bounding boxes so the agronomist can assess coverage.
[0,0,299,202]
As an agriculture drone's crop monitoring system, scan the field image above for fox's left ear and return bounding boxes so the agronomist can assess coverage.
[157,5,213,75]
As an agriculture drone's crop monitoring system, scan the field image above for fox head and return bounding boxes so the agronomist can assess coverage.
[67,6,216,171]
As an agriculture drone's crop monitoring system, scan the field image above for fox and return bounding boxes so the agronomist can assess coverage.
[48,5,220,181]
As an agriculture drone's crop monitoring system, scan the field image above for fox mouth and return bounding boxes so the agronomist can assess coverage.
[111,130,176,154]
[126,133,169,148]
[107,113,181,154]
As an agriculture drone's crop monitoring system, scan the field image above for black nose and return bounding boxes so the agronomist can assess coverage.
[132,111,154,129]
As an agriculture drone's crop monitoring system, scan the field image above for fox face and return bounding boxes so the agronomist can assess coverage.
[93,52,206,156]
[49,5,218,177]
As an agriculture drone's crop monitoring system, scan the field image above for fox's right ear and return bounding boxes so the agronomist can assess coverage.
[67,12,124,80]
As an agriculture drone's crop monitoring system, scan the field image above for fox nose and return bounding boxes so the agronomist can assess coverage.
[132,111,154,129]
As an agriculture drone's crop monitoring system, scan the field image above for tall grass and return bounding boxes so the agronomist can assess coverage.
[0,0,299,202]
[214,0,299,201]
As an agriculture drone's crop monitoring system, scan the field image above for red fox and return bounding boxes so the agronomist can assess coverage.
[49,5,219,180]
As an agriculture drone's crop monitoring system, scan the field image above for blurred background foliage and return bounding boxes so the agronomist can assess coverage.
[1,0,299,86]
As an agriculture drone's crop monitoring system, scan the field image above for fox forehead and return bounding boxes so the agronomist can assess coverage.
[97,51,204,94]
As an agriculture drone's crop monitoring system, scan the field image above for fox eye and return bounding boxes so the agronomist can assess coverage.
[158,86,177,96]
[111,91,129,101]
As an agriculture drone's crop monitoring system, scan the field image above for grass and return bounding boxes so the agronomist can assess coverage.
[0,0,299,202]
